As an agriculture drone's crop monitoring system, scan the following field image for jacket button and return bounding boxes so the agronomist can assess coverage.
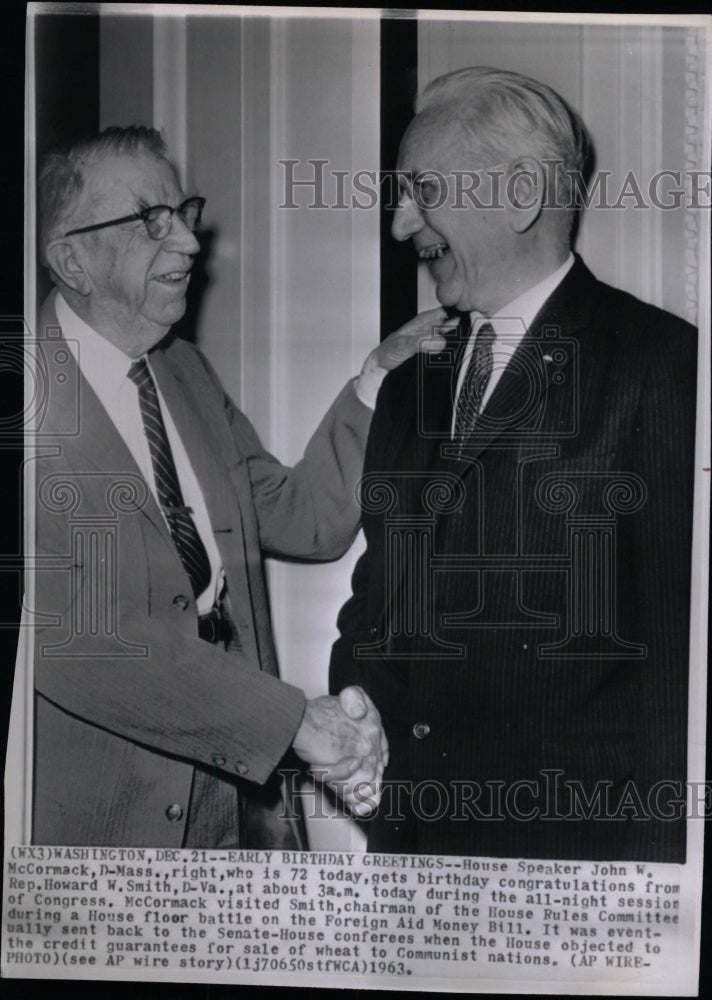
[173,594,190,611]
[412,722,430,740]
[235,761,248,775]
[212,755,227,767]
[165,803,184,822]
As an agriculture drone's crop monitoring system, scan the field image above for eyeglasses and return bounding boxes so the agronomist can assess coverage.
[64,196,206,240]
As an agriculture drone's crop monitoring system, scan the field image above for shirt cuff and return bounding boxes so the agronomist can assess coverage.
[354,353,389,410]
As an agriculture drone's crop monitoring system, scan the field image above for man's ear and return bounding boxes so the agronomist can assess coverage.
[505,157,545,234]
[44,239,92,295]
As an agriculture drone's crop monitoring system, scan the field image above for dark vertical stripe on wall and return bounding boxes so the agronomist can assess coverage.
[99,14,153,129]
[35,12,100,156]
[380,17,418,339]
[35,11,101,304]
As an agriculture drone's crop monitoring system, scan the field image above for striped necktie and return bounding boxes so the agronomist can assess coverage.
[454,321,496,443]
[128,358,211,600]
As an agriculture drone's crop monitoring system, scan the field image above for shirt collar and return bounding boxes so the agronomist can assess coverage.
[55,292,139,395]
[470,252,575,339]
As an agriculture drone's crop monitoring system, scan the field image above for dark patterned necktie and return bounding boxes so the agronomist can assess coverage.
[128,358,211,599]
[454,321,496,442]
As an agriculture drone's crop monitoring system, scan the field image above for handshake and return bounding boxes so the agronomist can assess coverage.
[292,687,388,817]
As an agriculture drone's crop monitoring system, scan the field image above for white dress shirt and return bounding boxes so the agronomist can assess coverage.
[56,293,223,614]
[451,253,575,436]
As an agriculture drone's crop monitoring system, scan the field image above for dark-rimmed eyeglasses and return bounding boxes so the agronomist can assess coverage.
[64,196,206,240]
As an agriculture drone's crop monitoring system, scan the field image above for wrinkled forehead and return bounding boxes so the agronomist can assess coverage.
[76,150,184,218]
[396,109,483,182]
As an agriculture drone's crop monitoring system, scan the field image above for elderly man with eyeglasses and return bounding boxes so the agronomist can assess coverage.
[30,125,444,848]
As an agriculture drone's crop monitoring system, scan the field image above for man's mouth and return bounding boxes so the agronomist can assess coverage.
[154,270,191,284]
[417,243,449,261]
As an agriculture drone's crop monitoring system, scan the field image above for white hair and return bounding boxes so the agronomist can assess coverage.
[416,66,591,214]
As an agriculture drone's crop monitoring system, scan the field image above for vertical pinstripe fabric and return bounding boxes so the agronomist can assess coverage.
[128,359,211,600]
[329,257,696,861]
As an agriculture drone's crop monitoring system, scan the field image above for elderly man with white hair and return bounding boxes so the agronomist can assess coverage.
[30,125,444,848]
[330,67,697,862]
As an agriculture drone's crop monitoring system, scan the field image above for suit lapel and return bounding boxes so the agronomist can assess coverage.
[40,294,263,665]
[148,346,263,666]
[376,256,600,619]
[41,296,250,608]
[442,333,574,471]
[389,317,468,481]
[40,297,169,538]
[147,345,251,584]
[440,256,595,473]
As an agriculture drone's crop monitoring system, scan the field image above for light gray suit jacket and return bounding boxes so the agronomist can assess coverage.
[31,293,371,846]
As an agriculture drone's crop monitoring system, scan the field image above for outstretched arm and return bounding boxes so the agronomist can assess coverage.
[218,308,455,560]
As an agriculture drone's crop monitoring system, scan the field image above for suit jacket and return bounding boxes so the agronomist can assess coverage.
[330,256,697,862]
[32,293,371,847]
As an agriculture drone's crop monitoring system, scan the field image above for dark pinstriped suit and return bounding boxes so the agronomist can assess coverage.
[330,257,697,861]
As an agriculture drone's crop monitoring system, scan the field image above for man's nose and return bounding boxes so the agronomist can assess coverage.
[164,212,200,255]
[391,195,424,242]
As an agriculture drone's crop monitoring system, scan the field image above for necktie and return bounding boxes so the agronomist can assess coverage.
[128,358,212,600]
[454,321,496,443]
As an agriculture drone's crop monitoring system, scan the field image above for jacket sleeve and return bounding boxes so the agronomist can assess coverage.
[30,363,310,787]
[329,547,372,694]
[32,491,307,785]
[198,347,373,560]
[624,316,697,859]
[327,371,409,734]
[33,339,371,787]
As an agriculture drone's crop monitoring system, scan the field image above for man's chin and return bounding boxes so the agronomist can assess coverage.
[435,284,467,314]
[130,318,176,357]
[153,300,187,329]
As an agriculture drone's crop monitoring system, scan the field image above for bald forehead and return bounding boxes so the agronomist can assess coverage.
[397,110,479,173]
[83,151,181,204]
[65,151,183,230]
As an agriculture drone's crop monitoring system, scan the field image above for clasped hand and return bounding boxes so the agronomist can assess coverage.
[293,687,388,817]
